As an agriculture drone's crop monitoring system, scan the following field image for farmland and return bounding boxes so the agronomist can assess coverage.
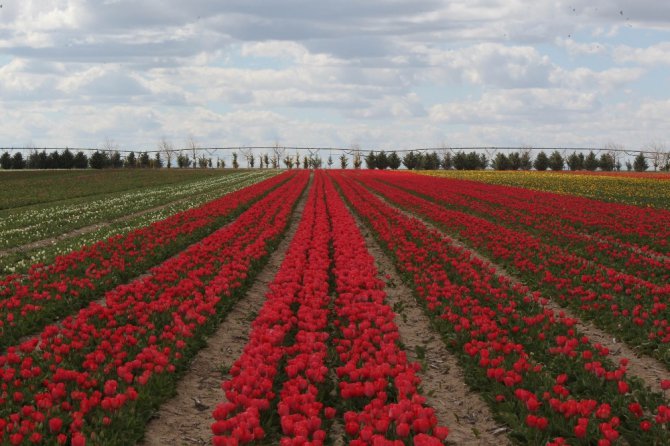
[420,170,670,209]
[0,169,235,210]
[0,170,276,275]
[0,169,669,446]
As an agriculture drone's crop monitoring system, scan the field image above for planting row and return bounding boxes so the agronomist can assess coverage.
[212,171,448,445]
[332,171,670,445]
[0,172,274,276]
[326,176,448,445]
[0,169,232,211]
[0,171,309,446]
[0,172,293,350]
[420,171,670,254]
[0,171,276,250]
[380,172,669,284]
[421,170,670,210]
[356,173,670,368]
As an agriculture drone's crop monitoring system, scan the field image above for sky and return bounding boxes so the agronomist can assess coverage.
[0,0,669,153]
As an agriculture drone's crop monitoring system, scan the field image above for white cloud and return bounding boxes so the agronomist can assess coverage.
[409,42,555,90]
[429,88,600,127]
[550,66,645,92]
[0,59,63,100]
[556,38,608,56]
[0,0,668,149]
[613,42,670,66]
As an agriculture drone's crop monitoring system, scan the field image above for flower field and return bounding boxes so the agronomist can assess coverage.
[421,170,670,209]
[0,171,277,275]
[0,171,272,249]
[0,169,668,445]
[0,169,232,210]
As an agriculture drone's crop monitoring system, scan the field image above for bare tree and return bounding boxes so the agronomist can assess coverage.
[99,138,120,169]
[102,137,118,152]
[437,143,449,170]
[604,141,625,171]
[240,147,254,168]
[272,140,284,169]
[158,137,176,168]
[188,135,198,169]
[660,150,670,172]
[101,137,119,163]
[645,141,668,171]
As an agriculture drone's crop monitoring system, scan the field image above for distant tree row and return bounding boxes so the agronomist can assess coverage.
[361,150,483,170]
[0,149,90,170]
[527,150,651,172]
[488,150,624,172]
[361,149,658,172]
[1,148,664,172]
[362,150,488,170]
[1,149,178,170]
[89,151,166,169]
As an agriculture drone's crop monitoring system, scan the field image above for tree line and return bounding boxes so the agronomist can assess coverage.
[0,149,175,170]
[1,148,665,172]
[361,149,662,172]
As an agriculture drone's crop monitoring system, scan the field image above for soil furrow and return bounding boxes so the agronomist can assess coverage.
[138,175,311,446]
[366,187,670,394]
[10,180,285,352]
[349,205,510,445]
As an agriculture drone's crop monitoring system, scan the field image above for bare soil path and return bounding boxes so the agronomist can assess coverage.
[367,187,670,394]
[11,197,252,351]
[139,177,310,446]
[350,208,511,445]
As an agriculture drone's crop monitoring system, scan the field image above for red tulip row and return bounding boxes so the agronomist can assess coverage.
[357,173,670,366]
[212,172,331,445]
[0,171,309,446]
[325,176,449,445]
[332,171,670,445]
[425,172,670,253]
[374,172,669,284]
[212,171,448,445]
[0,172,289,350]
[275,184,331,446]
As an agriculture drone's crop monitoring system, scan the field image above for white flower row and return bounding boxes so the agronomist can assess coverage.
[0,171,278,275]
[0,171,272,249]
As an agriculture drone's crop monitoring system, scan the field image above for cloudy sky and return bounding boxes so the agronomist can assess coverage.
[0,0,668,152]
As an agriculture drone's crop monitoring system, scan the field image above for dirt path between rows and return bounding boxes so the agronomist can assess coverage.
[350,210,510,445]
[10,179,293,357]
[367,187,670,395]
[0,196,194,258]
[139,178,310,446]
[11,200,246,352]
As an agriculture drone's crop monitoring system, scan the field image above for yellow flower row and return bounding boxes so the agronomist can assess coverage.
[417,170,670,209]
